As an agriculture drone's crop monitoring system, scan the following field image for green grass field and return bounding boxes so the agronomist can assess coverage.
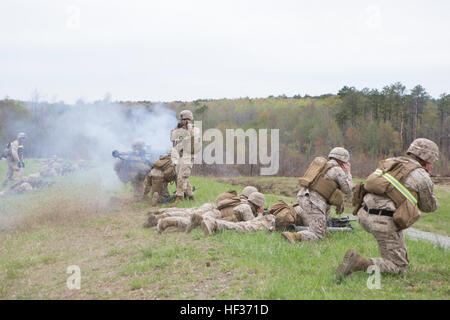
[0,161,449,299]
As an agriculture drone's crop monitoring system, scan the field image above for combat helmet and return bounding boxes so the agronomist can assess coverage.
[328,147,350,163]
[180,110,194,121]
[242,186,258,198]
[407,138,439,163]
[17,132,27,140]
[248,192,265,208]
[131,139,145,150]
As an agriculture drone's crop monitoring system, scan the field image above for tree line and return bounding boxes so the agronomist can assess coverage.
[1,82,449,177]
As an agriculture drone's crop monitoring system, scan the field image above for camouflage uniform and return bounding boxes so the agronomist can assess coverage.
[0,173,42,196]
[2,134,25,187]
[201,192,269,235]
[202,214,275,234]
[357,156,438,274]
[148,190,262,233]
[170,110,201,200]
[113,140,151,201]
[336,138,439,279]
[295,158,353,241]
[145,167,170,204]
[149,202,218,229]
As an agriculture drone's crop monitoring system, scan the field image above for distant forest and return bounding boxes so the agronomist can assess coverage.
[1,83,449,177]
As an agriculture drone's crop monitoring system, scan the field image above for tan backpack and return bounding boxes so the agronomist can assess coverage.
[299,157,327,187]
[215,190,238,205]
[299,157,344,206]
[217,196,243,221]
[267,200,296,229]
[152,155,177,183]
[364,157,421,230]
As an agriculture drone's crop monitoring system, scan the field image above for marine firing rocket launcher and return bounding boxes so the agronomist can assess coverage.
[111,150,158,166]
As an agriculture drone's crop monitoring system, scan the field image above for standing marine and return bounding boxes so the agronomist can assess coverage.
[170,110,201,205]
[335,138,439,279]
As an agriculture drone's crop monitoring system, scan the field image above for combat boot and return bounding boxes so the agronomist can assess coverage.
[281,232,302,244]
[157,218,189,233]
[186,213,203,233]
[335,248,373,281]
[172,196,183,206]
[143,213,157,228]
[201,219,217,236]
[188,195,195,201]
[157,218,175,234]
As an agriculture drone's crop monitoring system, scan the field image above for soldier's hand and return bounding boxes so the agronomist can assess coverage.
[425,162,433,174]
[341,162,351,175]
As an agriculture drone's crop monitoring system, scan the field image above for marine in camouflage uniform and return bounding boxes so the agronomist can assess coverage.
[282,147,354,243]
[268,200,306,230]
[0,173,43,196]
[143,166,171,205]
[143,186,258,233]
[113,139,151,202]
[201,192,274,235]
[170,110,201,205]
[2,132,26,187]
[335,138,439,278]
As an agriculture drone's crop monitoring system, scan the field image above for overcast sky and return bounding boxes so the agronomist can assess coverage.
[0,0,449,103]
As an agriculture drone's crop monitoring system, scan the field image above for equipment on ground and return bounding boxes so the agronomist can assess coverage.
[286,216,356,232]
[161,186,200,204]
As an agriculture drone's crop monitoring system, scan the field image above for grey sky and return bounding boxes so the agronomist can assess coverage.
[0,0,449,103]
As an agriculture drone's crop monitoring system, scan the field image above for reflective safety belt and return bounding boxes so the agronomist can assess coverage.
[374,169,417,205]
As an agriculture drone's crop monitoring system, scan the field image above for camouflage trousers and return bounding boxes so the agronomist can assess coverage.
[2,161,23,187]
[154,203,217,222]
[205,214,276,233]
[144,176,170,203]
[154,203,221,233]
[175,159,193,197]
[131,178,146,201]
[357,207,409,274]
[295,196,328,241]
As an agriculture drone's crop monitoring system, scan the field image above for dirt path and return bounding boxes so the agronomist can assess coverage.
[405,227,450,250]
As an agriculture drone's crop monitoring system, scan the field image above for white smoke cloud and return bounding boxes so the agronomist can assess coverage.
[32,101,178,162]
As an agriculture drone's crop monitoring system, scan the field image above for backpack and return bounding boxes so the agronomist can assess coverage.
[298,156,328,187]
[152,155,177,183]
[299,157,344,206]
[215,190,238,205]
[267,200,296,229]
[217,196,243,221]
[364,157,422,230]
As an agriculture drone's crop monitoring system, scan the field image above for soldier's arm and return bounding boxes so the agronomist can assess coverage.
[413,169,439,213]
[234,204,255,221]
[330,166,354,195]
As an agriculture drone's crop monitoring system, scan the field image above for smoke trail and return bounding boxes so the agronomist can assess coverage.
[36,102,178,161]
